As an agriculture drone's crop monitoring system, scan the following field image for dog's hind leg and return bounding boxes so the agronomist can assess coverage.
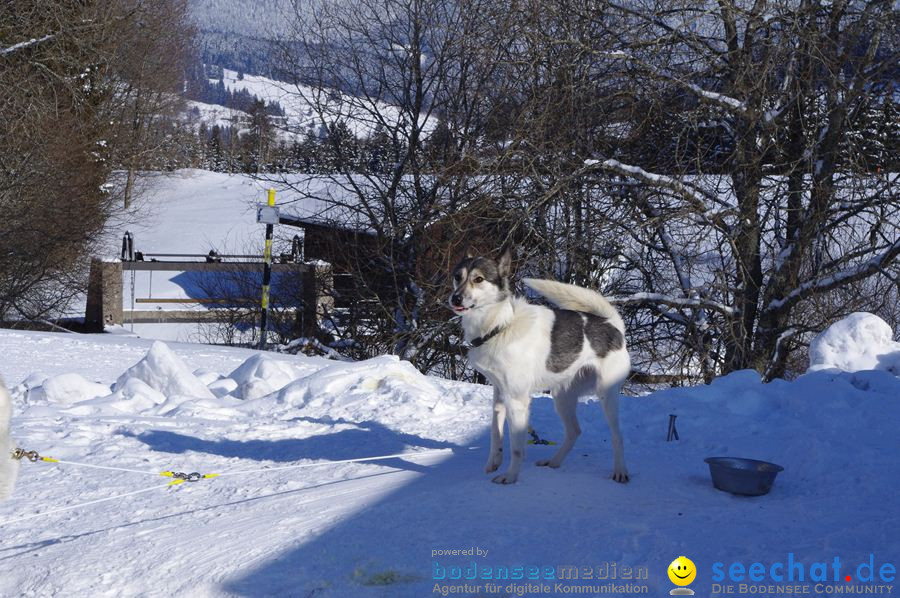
[485,387,506,473]
[492,393,530,485]
[535,386,580,469]
[597,380,629,483]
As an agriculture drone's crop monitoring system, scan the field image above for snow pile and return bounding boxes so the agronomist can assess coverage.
[207,377,238,398]
[808,312,900,375]
[26,373,110,406]
[83,378,167,414]
[18,341,480,439]
[114,341,215,400]
[192,369,223,387]
[270,355,474,440]
[277,355,439,408]
[228,354,309,400]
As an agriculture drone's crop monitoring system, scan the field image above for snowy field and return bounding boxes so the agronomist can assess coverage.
[109,169,354,261]
[1,313,899,597]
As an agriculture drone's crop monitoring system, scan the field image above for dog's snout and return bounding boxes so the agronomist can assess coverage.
[451,293,462,307]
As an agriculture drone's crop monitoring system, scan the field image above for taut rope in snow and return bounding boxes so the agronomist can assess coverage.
[10,445,460,480]
[213,447,464,478]
[0,482,177,527]
[12,448,164,476]
[1,445,465,526]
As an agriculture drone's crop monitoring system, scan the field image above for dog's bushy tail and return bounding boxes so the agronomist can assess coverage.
[523,278,625,333]
[0,377,18,500]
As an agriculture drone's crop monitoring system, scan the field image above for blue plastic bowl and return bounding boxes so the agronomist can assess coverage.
[705,457,784,496]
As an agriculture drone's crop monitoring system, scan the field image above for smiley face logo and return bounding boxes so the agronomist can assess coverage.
[668,556,696,586]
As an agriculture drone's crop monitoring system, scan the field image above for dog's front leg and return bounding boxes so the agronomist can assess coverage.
[485,387,505,473]
[0,382,18,500]
[492,394,530,485]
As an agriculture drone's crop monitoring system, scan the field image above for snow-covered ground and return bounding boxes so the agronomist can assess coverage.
[110,169,356,261]
[114,170,267,260]
[2,313,899,597]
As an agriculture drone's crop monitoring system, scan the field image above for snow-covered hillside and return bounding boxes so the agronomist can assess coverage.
[212,68,434,139]
[183,100,251,133]
[2,313,899,596]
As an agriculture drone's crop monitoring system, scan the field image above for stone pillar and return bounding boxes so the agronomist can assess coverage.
[301,262,334,337]
[85,259,123,331]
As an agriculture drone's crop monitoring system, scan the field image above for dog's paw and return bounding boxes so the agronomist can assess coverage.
[535,459,560,468]
[484,451,503,473]
[612,469,630,484]
[491,473,518,485]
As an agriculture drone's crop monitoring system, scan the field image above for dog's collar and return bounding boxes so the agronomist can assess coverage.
[466,325,505,349]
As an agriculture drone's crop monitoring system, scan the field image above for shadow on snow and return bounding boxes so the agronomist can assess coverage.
[120,418,461,475]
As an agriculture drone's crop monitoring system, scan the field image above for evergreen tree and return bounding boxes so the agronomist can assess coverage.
[245,99,275,173]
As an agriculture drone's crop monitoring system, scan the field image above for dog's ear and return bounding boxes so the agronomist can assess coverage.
[465,246,476,259]
[497,245,513,278]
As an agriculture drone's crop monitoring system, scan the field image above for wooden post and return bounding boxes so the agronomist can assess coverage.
[85,259,123,331]
[302,262,333,337]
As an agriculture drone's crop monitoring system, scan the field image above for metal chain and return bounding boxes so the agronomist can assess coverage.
[11,448,42,462]
[168,471,203,483]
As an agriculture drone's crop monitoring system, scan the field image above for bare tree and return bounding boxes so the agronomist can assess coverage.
[109,0,193,208]
[266,0,517,371]
[265,0,897,383]
[0,0,193,323]
[521,0,899,380]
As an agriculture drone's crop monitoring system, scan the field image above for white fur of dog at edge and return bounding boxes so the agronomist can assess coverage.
[0,376,19,500]
[449,247,630,485]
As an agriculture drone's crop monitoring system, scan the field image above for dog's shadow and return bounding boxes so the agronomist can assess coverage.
[118,418,460,475]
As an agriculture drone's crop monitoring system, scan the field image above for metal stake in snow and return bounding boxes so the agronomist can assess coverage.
[257,188,278,350]
[667,414,680,441]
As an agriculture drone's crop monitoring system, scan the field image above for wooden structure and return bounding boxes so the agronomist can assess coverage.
[84,258,333,335]
[285,218,386,309]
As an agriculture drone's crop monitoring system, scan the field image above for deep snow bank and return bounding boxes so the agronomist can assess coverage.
[26,373,110,406]
[115,341,216,400]
[808,312,900,375]
[6,340,486,444]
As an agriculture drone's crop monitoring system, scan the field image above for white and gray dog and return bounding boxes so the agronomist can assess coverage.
[450,248,630,484]
[0,377,18,499]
